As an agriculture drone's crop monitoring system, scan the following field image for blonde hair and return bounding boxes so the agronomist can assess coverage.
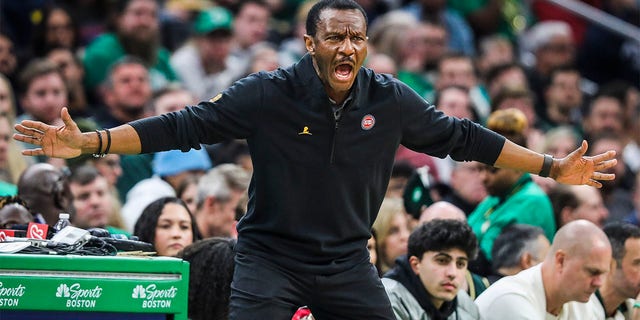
[372,197,407,274]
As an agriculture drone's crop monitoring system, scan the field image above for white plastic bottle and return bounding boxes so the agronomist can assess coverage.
[53,213,71,233]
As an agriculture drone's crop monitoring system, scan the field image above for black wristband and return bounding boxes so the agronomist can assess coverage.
[539,154,553,178]
[92,129,103,158]
[104,128,111,155]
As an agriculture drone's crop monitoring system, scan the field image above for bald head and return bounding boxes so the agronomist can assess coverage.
[17,163,71,225]
[542,219,612,309]
[419,201,466,224]
[549,219,610,258]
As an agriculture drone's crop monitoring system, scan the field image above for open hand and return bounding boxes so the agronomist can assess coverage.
[553,140,617,188]
[13,107,85,159]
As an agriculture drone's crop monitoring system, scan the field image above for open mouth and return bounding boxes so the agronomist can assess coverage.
[334,64,353,81]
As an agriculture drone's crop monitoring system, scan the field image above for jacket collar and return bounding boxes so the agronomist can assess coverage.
[294,54,362,112]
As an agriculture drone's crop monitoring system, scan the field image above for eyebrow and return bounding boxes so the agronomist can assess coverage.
[434,252,468,262]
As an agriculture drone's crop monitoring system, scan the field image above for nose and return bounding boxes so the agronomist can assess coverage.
[339,38,355,56]
[592,274,605,288]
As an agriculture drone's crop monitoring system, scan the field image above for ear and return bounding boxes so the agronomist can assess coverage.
[555,249,566,271]
[409,255,421,275]
[304,34,315,55]
[560,207,573,226]
[520,252,533,269]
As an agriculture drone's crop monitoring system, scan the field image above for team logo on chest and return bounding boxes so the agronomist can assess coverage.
[361,114,375,130]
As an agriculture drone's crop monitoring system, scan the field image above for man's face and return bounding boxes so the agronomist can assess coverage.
[118,0,158,41]
[196,34,232,67]
[610,238,640,299]
[480,165,518,197]
[0,35,17,75]
[559,246,611,303]
[411,248,468,308]
[47,49,83,84]
[437,87,473,120]
[437,58,475,90]
[585,97,624,137]
[233,2,270,49]
[70,176,112,229]
[21,72,67,124]
[153,90,193,115]
[206,190,244,237]
[546,71,582,114]
[106,63,152,113]
[570,186,609,227]
[450,161,486,204]
[304,8,367,102]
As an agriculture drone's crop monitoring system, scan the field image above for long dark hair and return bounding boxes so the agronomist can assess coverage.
[177,237,236,320]
[133,197,202,246]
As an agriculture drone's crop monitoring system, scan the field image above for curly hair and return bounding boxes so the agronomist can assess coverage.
[133,197,201,249]
[177,237,236,320]
[408,219,478,260]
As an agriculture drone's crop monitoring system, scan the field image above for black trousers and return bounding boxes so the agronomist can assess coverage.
[229,252,396,320]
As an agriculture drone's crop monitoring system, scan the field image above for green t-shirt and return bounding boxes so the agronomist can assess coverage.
[83,33,177,91]
[0,181,17,196]
[468,174,556,261]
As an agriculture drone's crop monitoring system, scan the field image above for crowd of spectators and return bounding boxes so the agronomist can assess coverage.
[0,0,638,319]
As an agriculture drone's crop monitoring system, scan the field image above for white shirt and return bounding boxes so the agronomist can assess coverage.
[475,264,597,320]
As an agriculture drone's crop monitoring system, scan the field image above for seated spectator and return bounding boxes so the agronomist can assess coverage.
[134,197,201,257]
[17,163,73,225]
[170,7,242,101]
[588,222,640,319]
[82,0,176,95]
[475,220,611,319]
[68,165,128,236]
[467,109,556,276]
[372,197,411,275]
[489,224,550,284]
[0,111,28,194]
[382,219,481,319]
[30,5,80,58]
[419,201,490,300]
[0,196,33,229]
[193,164,250,239]
[122,148,212,232]
[177,237,236,320]
[549,184,609,228]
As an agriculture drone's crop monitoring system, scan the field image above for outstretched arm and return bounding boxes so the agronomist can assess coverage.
[494,139,617,188]
[14,107,142,159]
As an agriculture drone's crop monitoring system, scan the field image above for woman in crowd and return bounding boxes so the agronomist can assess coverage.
[134,197,201,257]
[372,197,411,275]
[178,237,236,320]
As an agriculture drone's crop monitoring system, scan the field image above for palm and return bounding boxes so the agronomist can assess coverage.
[14,108,84,159]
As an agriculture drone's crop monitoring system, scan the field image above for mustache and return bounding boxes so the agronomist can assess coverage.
[337,57,355,64]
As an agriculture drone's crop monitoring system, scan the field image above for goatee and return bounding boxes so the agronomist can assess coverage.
[118,31,159,66]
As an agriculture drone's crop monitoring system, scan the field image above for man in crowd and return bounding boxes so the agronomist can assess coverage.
[17,163,72,225]
[383,219,481,319]
[588,222,640,319]
[15,0,617,318]
[488,224,550,283]
[68,165,128,236]
[475,220,612,319]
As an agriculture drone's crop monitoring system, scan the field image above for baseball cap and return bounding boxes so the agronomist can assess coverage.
[153,148,213,177]
[193,7,233,35]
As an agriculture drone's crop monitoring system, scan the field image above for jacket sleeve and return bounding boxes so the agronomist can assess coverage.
[130,74,263,153]
[395,81,505,165]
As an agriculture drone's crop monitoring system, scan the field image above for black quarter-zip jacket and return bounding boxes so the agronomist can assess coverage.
[131,54,505,274]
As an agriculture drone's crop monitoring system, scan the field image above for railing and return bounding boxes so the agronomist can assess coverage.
[543,0,640,43]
